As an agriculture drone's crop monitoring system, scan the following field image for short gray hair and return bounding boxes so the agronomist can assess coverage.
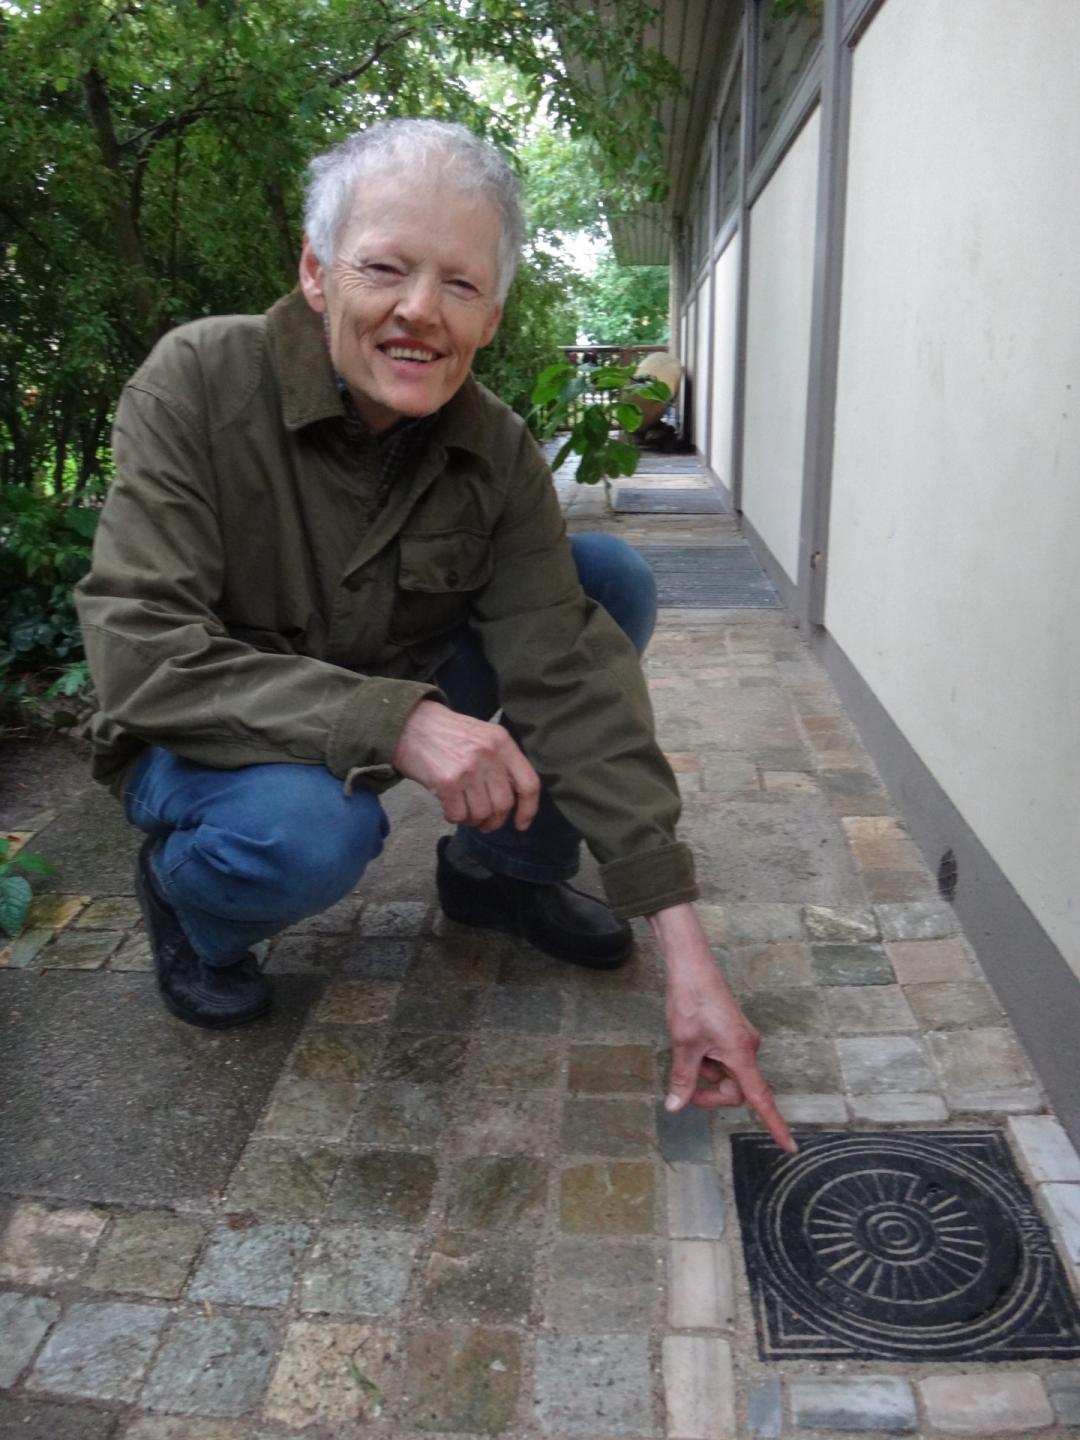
[304,119,524,302]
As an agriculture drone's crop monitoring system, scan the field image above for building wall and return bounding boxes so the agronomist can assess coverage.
[694,275,713,458]
[707,232,741,487]
[741,107,821,581]
[826,0,1080,974]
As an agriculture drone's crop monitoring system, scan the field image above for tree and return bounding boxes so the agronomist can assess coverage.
[577,252,670,346]
[0,0,678,491]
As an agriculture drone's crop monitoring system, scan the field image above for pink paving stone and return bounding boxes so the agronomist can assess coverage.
[886,938,978,984]
[919,1374,1054,1433]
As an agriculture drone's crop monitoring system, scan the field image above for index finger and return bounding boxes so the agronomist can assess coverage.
[728,1060,797,1154]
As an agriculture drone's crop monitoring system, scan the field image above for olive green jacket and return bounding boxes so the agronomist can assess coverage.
[75,289,697,917]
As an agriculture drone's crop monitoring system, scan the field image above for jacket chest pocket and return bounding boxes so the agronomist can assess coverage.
[388,529,493,645]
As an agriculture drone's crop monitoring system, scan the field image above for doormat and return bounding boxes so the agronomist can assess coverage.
[731,1130,1080,1362]
[632,544,780,608]
[614,487,728,514]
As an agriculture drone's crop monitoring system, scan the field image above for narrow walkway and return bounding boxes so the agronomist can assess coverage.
[1,458,1078,1438]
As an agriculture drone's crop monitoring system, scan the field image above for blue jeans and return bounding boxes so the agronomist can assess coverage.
[124,533,657,965]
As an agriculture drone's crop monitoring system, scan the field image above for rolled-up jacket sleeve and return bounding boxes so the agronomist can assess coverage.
[76,383,438,786]
[469,430,697,918]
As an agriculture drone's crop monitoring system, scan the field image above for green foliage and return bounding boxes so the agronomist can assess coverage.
[0,834,57,938]
[473,247,580,418]
[530,361,671,487]
[578,254,670,346]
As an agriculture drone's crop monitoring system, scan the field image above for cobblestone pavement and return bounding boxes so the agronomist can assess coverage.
[2,466,1079,1438]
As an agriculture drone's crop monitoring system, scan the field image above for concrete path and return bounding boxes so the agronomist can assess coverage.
[1,459,1079,1438]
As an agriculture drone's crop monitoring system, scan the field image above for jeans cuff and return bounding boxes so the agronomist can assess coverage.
[456,829,580,885]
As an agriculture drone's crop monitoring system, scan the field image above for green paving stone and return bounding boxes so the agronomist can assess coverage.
[562,1098,654,1156]
[401,1326,521,1434]
[28,1300,167,1401]
[300,1225,416,1314]
[572,992,665,1038]
[0,928,54,968]
[483,987,562,1034]
[259,1077,355,1139]
[756,1035,841,1092]
[142,1316,275,1417]
[811,942,895,985]
[473,1035,561,1089]
[876,901,960,941]
[559,1162,655,1234]
[108,935,153,971]
[0,1396,119,1440]
[352,1082,452,1147]
[0,1292,61,1387]
[377,1030,469,1084]
[224,1143,338,1217]
[742,988,829,1035]
[286,1026,381,1081]
[39,931,122,969]
[445,1157,549,1231]
[188,1222,310,1308]
[0,1201,107,1284]
[727,903,805,943]
[413,933,507,990]
[393,986,480,1031]
[72,897,141,929]
[328,1150,437,1227]
[420,1231,534,1323]
[656,1101,712,1161]
[534,1335,653,1436]
[87,1212,203,1297]
[802,904,877,943]
[567,1043,656,1094]
[543,1237,661,1332]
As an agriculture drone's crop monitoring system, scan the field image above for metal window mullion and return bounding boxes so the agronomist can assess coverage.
[731,0,760,515]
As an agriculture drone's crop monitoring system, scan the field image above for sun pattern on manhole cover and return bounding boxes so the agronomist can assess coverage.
[731,1130,1080,1361]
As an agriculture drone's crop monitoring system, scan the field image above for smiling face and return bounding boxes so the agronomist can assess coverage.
[299,168,504,433]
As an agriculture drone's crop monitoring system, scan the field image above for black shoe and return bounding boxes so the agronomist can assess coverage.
[435,836,633,969]
[134,838,272,1029]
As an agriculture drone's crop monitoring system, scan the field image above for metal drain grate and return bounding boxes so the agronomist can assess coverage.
[732,1130,1080,1361]
[614,487,728,515]
[632,544,780,608]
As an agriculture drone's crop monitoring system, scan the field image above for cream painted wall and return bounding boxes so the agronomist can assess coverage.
[708,233,741,486]
[694,277,712,456]
[827,0,1080,974]
[742,108,821,580]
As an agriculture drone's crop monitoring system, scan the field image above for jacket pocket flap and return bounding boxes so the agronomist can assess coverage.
[398,530,493,594]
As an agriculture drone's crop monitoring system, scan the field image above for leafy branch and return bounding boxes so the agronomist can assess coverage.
[530,361,671,488]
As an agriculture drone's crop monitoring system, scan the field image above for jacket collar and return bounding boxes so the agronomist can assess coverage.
[265,288,494,473]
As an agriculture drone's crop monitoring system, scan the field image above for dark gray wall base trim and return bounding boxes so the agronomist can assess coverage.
[737,508,799,613]
[699,456,734,513]
[813,627,1080,1147]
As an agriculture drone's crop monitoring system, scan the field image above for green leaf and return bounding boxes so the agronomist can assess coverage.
[632,379,672,403]
[581,406,610,446]
[591,365,635,390]
[550,438,574,472]
[605,439,640,477]
[614,401,643,432]
[12,852,56,878]
[0,874,33,938]
[62,508,99,540]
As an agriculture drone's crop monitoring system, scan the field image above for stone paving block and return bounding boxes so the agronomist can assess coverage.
[568,1042,656,1093]
[122,1420,244,1439]
[359,900,429,936]
[811,943,894,986]
[0,1292,60,1387]
[656,1101,713,1161]
[756,1036,841,1093]
[352,1082,452,1147]
[662,1335,734,1440]
[837,1035,935,1093]
[109,934,154,970]
[39,930,122,969]
[817,767,892,813]
[27,1300,167,1402]
[445,1156,549,1231]
[802,904,878,943]
[188,1221,309,1308]
[773,1092,848,1123]
[328,1150,437,1228]
[1041,1183,1080,1262]
[535,1334,653,1436]
[300,1226,416,1314]
[1009,1115,1080,1182]
[377,1028,469,1084]
[224,1142,337,1217]
[421,1231,534,1322]
[560,1162,655,1234]
[286,1024,381,1080]
[0,1396,119,1440]
[666,1164,725,1238]
[87,1211,204,1297]
[341,937,419,978]
[264,932,354,976]
[905,981,1004,1030]
[696,903,729,945]
[886,937,978,983]
[420,926,510,985]
[285,892,364,933]
[24,894,90,929]
[825,984,917,1034]
[789,1375,917,1432]
[1046,1369,1080,1425]
[562,1098,654,1156]
[258,1076,356,1140]
[0,927,54,968]
[862,867,941,903]
[849,1092,949,1122]
[669,1240,734,1328]
[392,981,481,1032]
[482,986,562,1033]
[450,1094,555,1155]
[0,1202,107,1283]
[841,816,924,870]
[876,900,959,941]
[919,1373,1054,1433]
[740,942,814,989]
[727,903,804,943]
[72,896,142,929]
[742,989,829,1036]
[543,1237,661,1331]
[473,1034,561,1089]
[264,1319,396,1428]
[312,977,398,1024]
[401,1325,521,1433]
[747,1378,782,1439]
[574,990,666,1038]
[928,1026,1035,1099]
[143,1316,275,1417]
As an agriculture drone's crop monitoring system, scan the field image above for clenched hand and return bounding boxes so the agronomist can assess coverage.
[392,699,542,833]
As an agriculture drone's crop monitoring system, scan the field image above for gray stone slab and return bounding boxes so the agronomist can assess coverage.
[0,1292,60,1386]
[1047,1369,1080,1424]
[534,1334,653,1435]
[142,1316,275,1417]
[28,1300,167,1401]
[0,1396,120,1440]
[33,787,140,895]
[0,973,317,1205]
[748,1378,782,1438]
[656,1101,712,1161]
[189,1222,310,1308]
[790,1375,917,1432]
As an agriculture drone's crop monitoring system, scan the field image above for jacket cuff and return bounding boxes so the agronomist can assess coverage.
[599,842,698,920]
[327,677,445,788]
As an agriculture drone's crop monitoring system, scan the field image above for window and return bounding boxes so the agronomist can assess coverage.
[714,65,742,230]
[756,1,822,157]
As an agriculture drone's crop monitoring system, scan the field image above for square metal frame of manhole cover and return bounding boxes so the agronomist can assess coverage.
[632,544,781,609]
[732,1130,1080,1362]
